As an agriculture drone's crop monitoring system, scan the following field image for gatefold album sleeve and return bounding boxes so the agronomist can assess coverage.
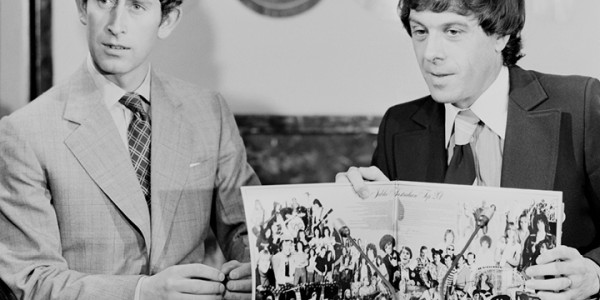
[241,181,563,300]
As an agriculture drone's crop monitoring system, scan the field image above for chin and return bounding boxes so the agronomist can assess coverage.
[94,57,131,75]
[97,63,131,76]
[427,85,456,103]
[429,93,456,104]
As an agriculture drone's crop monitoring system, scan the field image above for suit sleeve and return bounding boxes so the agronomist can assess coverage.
[583,77,600,264]
[0,118,141,300]
[211,93,260,262]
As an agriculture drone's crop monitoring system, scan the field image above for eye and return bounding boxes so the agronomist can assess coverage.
[130,1,147,11]
[97,0,117,8]
[446,28,463,37]
[131,3,144,11]
[411,26,427,36]
[410,26,428,41]
[413,29,426,36]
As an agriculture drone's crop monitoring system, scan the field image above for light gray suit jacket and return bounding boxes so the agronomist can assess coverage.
[0,65,260,299]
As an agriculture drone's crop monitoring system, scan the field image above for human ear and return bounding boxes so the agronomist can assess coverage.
[157,6,182,40]
[75,0,88,25]
[495,34,510,53]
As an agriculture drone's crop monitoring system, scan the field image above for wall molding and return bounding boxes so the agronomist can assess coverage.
[30,0,52,100]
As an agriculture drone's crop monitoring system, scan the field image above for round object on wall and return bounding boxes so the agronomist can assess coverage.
[238,0,321,17]
[351,0,400,22]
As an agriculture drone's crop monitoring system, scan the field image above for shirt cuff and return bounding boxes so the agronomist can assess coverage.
[134,276,148,300]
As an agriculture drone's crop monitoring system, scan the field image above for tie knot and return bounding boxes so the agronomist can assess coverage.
[456,109,480,125]
[454,109,480,145]
[119,92,149,119]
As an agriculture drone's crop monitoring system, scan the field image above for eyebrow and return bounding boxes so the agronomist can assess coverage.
[128,0,154,5]
[408,17,424,26]
[408,17,471,29]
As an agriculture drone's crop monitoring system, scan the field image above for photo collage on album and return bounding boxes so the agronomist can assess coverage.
[242,181,563,300]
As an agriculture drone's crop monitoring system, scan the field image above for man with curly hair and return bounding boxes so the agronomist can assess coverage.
[0,0,259,298]
[337,0,600,298]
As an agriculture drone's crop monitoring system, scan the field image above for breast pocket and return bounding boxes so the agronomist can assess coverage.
[187,157,217,184]
[180,157,216,223]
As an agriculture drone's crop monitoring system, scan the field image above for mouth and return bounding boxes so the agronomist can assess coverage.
[429,72,452,78]
[103,43,130,50]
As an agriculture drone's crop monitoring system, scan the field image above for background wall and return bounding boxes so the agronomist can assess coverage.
[0,1,29,118]
[51,0,600,116]
[0,0,592,117]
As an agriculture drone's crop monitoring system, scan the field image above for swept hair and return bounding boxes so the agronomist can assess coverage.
[398,0,525,66]
[160,0,183,17]
[81,0,183,22]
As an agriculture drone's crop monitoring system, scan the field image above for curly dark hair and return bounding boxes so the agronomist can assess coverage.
[398,0,525,66]
[531,213,551,233]
[366,243,378,258]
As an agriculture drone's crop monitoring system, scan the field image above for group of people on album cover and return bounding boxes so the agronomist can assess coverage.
[250,196,557,300]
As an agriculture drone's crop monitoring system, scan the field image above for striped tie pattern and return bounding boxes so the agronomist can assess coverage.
[119,92,151,206]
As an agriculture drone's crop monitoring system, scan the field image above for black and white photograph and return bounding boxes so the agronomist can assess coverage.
[0,1,599,299]
[242,182,562,300]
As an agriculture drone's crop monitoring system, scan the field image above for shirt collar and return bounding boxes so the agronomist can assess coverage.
[86,55,152,109]
[444,66,509,147]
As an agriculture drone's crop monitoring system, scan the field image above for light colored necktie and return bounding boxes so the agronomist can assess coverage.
[445,109,480,185]
[119,92,151,207]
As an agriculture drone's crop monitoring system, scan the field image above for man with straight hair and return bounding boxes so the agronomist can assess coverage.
[0,0,259,299]
[337,0,600,298]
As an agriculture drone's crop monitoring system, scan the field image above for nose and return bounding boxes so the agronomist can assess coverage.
[423,32,445,64]
[107,5,127,35]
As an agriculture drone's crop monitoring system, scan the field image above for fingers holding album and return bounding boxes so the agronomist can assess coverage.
[533,245,581,265]
[525,245,600,299]
[140,263,226,298]
[334,166,389,199]
[221,260,253,296]
[221,260,250,279]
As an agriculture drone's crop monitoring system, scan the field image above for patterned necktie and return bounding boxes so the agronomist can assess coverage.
[445,109,480,185]
[119,92,151,206]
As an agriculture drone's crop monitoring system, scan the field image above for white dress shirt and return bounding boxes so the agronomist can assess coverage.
[444,66,509,187]
[86,55,152,149]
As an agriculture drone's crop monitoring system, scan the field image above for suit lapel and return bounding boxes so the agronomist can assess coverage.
[394,99,447,183]
[501,67,561,190]
[148,72,195,266]
[63,66,152,250]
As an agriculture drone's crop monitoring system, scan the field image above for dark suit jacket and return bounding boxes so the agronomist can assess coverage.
[371,66,600,263]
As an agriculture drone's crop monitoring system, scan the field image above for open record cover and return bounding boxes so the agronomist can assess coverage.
[241,181,563,300]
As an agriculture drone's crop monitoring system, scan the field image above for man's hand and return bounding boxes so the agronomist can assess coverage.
[221,260,252,300]
[140,263,225,299]
[334,166,389,198]
[525,245,600,299]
